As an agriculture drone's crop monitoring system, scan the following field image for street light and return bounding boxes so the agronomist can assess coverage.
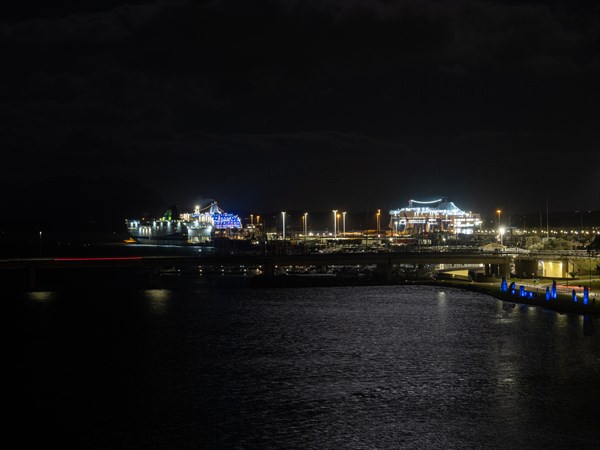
[342,212,347,236]
[39,230,42,257]
[499,226,506,246]
[496,209,502,244]
[303,212,308,236]
[376,209,381,233]
[590,253,594,295]
[332,210,338,238]
[250,214,254,225]
[281,212,286,240]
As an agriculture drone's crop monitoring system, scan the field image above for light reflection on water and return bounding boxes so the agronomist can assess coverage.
[26,290,56,302]
[144,289,172,316]
[21,284,600,449]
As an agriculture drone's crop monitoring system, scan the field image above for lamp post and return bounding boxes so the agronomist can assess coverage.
[281,212,286,240]
[250,214,254,225]
[376,209,381,233]
[496,209,502,243]
[303,212,308,249]
[303,212,308,236]
[499,226,505,246]
[39,230,42,257]
[332,210,338,238]
[590,254,594,295]
[342,211,347,236]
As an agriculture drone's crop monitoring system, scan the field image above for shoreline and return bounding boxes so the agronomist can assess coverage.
[249,275,600,316]
[401,278,599,316]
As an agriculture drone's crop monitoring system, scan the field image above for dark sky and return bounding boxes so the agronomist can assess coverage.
[2,0,599,217]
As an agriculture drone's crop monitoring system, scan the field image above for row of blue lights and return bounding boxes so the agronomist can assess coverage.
[501,277,590,305]
[213,213,242,229]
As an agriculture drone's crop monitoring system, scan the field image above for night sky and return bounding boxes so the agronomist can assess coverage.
[2,0,599,220]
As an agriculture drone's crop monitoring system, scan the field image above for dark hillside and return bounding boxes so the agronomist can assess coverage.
[1,177,166,232]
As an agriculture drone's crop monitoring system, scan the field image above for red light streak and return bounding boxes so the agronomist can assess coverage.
[53,256,143,262]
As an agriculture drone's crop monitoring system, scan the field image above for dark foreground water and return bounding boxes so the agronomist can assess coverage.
[21,284,600,449]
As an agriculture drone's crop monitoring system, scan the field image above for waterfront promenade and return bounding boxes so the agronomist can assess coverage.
[426,278,600,316]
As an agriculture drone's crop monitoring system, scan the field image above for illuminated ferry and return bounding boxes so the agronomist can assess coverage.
[389,198,481,235]
[126,201,242,245]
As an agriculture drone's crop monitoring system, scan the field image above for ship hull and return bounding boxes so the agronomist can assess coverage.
[126,219,213,245]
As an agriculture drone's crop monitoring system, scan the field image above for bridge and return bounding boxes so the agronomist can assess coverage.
[0,251,515,290]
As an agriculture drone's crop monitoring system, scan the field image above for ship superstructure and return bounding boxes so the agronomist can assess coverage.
[389,198,481,235]
[126,201,242,245]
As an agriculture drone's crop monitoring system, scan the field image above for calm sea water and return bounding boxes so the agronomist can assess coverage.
[21,284,600,449]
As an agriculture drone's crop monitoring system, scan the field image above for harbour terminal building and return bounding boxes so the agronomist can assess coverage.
[389,198,481,235]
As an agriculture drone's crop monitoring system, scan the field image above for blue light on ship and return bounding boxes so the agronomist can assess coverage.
[500,277,507,292]
[212,213,242,229]
[545,286,550,300]
[583,287,589,305]
[572,289,577,302]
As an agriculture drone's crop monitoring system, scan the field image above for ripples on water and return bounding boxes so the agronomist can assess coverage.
[21,285,600,449]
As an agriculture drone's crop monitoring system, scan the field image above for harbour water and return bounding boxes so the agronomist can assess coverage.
[21,284,600,449]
